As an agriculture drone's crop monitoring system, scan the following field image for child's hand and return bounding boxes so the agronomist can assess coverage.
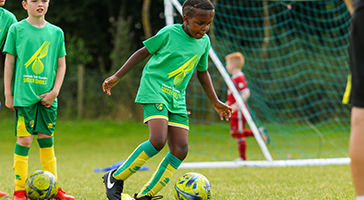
[102,75,120,96]
[230,103,238,113]
[213,100,232,121]
[39,90,58,108]
[5,94,15,110]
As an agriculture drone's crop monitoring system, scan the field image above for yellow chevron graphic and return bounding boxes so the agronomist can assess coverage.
[24,41,50,74]
[168,55,199,86]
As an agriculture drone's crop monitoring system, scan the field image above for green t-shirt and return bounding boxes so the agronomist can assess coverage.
[3,20,66,107]
[0,7,17,47]
[135,24,210,114]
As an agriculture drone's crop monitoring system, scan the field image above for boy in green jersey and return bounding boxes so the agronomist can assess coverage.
[102,0,232,199]
[3,0,74,199]
[0,0,16,197]
[0,0,17,48]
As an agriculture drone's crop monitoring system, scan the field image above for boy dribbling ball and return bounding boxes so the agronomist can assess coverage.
[102,0,231,199]
[3,0,74,199]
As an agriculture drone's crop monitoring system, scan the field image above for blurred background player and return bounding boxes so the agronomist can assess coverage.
[343,0,364,199]
[0,0,17,197]
[102,0,231,199]
[3,0,74,199]
[225,52,270,161]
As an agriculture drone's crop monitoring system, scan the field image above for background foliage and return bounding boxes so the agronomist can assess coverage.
[0,0,165,120]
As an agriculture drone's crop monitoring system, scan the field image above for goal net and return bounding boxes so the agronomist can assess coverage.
[164,0,352,167]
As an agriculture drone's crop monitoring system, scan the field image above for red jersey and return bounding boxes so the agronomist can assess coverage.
[227,72,249,106]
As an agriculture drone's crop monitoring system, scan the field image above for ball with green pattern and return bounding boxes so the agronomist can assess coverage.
[25,170,58,200]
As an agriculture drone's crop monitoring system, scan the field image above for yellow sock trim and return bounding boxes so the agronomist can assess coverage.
[14,154,28,191]
[342,74,351,105]
[40,147,57,178]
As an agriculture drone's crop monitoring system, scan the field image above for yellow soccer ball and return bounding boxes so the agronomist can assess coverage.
[25,170,58,200]
[174,172,211,200]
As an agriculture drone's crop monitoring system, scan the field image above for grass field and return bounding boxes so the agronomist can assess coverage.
[0,118,355,199]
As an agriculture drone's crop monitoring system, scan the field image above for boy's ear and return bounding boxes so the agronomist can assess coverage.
[183,15,189,25]
[22,1,28,10]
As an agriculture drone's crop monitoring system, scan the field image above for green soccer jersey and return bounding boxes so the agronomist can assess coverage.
[3,20,66,107]
[0,7,17,47]
[135,24,211,114]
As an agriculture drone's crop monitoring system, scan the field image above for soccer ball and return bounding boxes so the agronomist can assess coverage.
[25,170,58,200]
[121,193,133,200]
[174,172,211,200]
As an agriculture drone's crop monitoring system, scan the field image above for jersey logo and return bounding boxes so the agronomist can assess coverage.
[25,41,51,74]
[155,103,164,111]
[168,55,200,86]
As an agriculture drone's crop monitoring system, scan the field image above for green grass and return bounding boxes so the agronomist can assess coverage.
[0,119,355,199]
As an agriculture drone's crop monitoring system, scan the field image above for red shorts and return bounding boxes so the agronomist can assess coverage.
[230,110,246,133]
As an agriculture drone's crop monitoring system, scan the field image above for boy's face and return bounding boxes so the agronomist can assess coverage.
[183,8,215,39]
[226,60,235,74]
[0,0,5,7]
[22,0,49,18]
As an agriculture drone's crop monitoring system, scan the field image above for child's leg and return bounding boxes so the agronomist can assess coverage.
[237,135,247,160]
[14,137,32,191]
[350,107,364,196]
[14,107,34,191]
[34,103,58,178]
[242,117,254,137]
[230,116,247,160]
[243,129,254,137]
[37,134,57,178]
[136,126,186,198]
[113,119,167,181]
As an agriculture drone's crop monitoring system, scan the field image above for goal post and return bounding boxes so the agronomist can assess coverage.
[165,0,273,162]
[164,0,352,168]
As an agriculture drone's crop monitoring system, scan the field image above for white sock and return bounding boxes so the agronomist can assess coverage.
[356,195,364,200]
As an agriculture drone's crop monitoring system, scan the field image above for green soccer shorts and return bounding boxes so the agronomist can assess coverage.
[143,103,189,130]
[15,102,57,137]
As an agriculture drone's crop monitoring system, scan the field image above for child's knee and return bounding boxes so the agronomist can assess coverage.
[171,144,188,161]
[17,136,33,147]
[150,138,166,151]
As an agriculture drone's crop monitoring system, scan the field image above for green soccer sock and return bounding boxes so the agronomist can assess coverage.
[37,137,57,178]
[14,143,30,191]
[137,152,182,198]
[113,140,159,181]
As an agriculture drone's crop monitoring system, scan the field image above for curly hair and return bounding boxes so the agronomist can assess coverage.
[182,0,215,17]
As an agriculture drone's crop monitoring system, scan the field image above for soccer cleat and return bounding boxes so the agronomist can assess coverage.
[55,188,75,200]
[133,193,163,200]
[103,169,124,200]
[259,127,270,145]
[234,157,245,161]
[0,191,10,197]
[12,190,27,200]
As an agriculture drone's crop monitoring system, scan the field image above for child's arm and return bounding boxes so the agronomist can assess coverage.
[344,0,353,14]
[197,70,232,121]
[103,47,150,96]
[39,56,66,108]
[4,53,15,110]
[230,89,250,113]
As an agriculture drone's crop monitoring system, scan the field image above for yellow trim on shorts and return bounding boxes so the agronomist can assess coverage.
[143,115,169,123]
[17,116,31,137]
[168,122,189,130]
[342,74,351,105]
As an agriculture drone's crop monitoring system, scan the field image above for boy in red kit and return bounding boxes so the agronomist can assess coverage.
[225,52,270,161]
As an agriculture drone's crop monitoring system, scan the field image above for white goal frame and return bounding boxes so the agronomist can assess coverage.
[163,0,350,168]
